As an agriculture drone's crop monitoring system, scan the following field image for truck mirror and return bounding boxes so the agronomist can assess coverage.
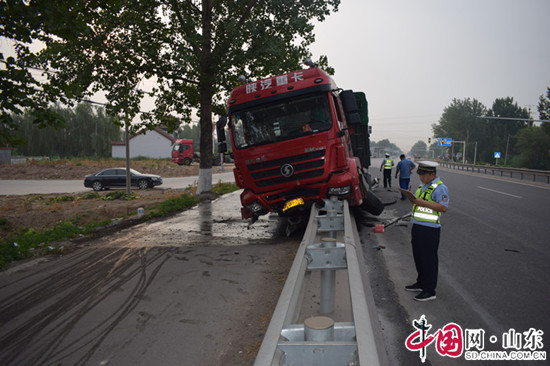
[340,90,359,114]
[218,141,227,154]
[216,116,227,143]
[336,128,348,138]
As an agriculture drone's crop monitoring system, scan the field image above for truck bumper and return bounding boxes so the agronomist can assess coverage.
[239,170,362,219]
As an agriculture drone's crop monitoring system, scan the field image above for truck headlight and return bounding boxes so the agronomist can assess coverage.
[247,200,265,213]
[328,185,351,196]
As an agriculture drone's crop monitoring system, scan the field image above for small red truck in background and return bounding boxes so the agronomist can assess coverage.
[171,139,194,166]
[217,65,383,223]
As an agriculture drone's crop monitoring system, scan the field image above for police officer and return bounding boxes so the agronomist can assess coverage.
[404,161,449,301]
[379,153,394,191]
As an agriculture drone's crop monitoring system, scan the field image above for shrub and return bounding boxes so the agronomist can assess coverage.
[46,195,75,205]
[149,194,199,218]
[102,192,137,201]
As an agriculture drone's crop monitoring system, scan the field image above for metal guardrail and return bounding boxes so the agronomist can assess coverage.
[254,198,387,366]
[439,162,550,184]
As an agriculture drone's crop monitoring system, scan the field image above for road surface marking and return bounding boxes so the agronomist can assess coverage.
[477,186,522,198]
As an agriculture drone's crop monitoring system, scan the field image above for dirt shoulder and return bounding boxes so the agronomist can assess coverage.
[0,158,203,180]
[0,159,232,238]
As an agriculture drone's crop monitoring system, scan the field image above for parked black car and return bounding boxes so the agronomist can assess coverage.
[84,168,163,191]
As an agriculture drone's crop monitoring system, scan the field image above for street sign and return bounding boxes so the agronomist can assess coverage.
[438,138,452,146]
[494,152,501,158]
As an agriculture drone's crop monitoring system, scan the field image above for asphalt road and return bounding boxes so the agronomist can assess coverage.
[2,161,548,365]
[363,161,550,365]
[0,191,298,366]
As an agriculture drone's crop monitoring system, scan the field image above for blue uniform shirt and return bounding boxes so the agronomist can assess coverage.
[396,159,416,179]
[410,176,449,228]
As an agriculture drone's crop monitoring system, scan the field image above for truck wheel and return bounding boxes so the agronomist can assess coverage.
[183,157,192,166]
[362,190,384,216]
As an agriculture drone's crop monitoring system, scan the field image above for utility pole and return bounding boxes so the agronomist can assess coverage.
[125,117,131,195]
[452,141,466,164]
[505,134,510,165]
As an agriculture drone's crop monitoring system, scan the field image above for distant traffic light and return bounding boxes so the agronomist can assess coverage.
[428,138,431,144]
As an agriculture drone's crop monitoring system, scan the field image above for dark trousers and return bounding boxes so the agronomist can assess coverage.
[383,169,392,188]
[399,177,410,199]
[411,224,441,294]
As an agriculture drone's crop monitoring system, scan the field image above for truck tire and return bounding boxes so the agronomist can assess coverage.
[183,157,192,166]
[363,190,384,216]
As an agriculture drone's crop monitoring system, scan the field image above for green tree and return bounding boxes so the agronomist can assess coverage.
[0,0,81,146]
[14,103,120,158]
[485,97,530,164]
[538,87,550,120]
[512,126,550,170]
[432,98,488,161]
[538,87,550,136]
[410,140,428,158]
[371,139,402,156]
[3,0,340,194]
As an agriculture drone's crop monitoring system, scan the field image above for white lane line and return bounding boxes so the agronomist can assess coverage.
[477,186,522,198]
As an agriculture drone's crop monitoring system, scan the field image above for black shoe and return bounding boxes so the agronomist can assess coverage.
[405,283,422,292]
[414,291,436,302]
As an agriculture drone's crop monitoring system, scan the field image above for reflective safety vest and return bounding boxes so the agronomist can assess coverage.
[412,180,444,224]
[383,158,393,169]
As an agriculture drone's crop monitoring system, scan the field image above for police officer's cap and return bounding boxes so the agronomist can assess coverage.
[385,153,390,157]
[417,161,438,175]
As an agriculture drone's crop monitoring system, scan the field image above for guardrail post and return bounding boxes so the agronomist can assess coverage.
[320,237,337,314]
[304,316,335,341]
[255,200,387,366]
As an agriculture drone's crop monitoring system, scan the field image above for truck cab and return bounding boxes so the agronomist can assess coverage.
[219,67,382,221]
[171,139,194,166]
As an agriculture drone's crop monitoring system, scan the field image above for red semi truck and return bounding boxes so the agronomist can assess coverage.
[217,65,383,222]
[171,139,194,166]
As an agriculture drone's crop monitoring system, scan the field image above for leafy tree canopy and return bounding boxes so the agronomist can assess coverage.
[2,0,340,192]
[513,126,550,170]
[371,139,402,155]
[432,98,488,145]
[538,87,550,135]
[410,140,427,153]
[14,102,120,158]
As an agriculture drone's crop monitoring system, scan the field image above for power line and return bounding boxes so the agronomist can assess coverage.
[478,116,549,123]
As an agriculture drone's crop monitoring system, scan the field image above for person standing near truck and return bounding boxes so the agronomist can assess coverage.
[395,154,416,200]
[402,161,449,302]
[380,153,394,190]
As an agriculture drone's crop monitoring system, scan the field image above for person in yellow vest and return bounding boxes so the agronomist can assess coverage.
[379,153,394,191]
[404,161,449,301]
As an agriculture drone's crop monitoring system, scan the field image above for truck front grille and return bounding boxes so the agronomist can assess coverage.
[247,149,326,188]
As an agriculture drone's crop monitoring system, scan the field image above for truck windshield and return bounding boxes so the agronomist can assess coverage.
[230,94,332,149]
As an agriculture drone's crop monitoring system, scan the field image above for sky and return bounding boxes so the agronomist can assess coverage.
[309,0,550,152]
[2,1,549,153]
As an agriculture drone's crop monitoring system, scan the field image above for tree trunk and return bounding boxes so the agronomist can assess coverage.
[197,0,213,194]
